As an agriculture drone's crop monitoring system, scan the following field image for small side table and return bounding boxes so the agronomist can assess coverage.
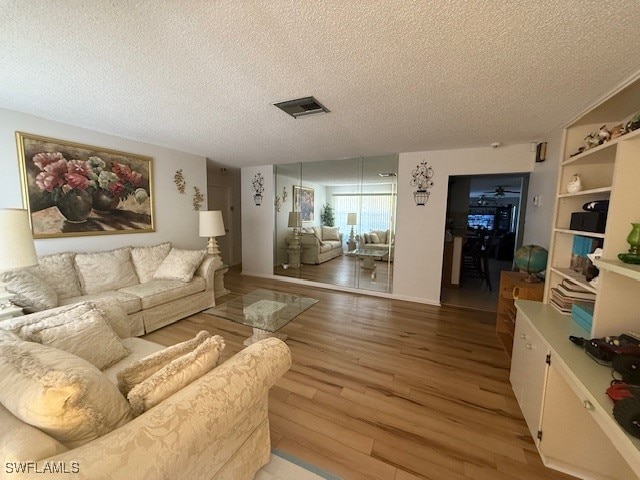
[0,304,23,320]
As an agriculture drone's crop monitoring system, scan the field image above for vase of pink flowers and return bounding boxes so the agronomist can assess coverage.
[87,156,148,212]
[32,152,94,223]
[31,153,149,222]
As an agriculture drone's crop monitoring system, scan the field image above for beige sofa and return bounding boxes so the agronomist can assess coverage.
[0,303,291,480]
[286,226,344,264]
[356,229,394,261]
[1,243,228,336]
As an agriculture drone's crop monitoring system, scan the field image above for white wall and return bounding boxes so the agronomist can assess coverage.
[241,144,537,305]
[394,144,535,304]
[0,108,208,254]
[522,129,563,249]
[241,165,274,276]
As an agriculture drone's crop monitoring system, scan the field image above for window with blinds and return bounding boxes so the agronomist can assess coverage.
[332,193,395,235]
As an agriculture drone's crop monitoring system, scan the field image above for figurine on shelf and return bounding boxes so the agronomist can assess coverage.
[570,147,586,157]
[597,125,611,144]
[610,123,625,139]
[566,174,582,194]
[627,112,640,132]
[584,133,600,150]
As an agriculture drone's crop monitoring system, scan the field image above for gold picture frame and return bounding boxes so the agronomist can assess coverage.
[16,132,155,238]
[293,185,314,223]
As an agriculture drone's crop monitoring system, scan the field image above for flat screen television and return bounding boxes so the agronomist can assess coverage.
[467,214,494,230]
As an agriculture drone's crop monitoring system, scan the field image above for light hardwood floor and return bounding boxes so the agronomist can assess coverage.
[145,267,576,480]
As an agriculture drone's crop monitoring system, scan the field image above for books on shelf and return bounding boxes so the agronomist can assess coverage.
[556,279,596,300]
[550,279,595,315]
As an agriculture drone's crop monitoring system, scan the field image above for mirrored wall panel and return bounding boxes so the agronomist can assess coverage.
[274,154,397,293]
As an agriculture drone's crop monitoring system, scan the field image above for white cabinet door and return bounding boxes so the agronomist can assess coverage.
[540,364,636,480]
[510,311,550,442]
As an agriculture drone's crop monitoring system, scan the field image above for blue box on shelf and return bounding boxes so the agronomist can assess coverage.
[571,302,594,331]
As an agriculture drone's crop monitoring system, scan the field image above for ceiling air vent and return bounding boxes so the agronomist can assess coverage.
[273,96,329,119]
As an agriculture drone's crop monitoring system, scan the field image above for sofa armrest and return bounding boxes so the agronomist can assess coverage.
[194,254,222,290]
[34,338,291,480]
[299,234,320,246]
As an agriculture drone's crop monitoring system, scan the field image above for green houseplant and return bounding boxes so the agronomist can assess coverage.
[320,203,335,226]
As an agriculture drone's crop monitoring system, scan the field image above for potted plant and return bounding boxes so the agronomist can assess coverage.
[321,203,335,226]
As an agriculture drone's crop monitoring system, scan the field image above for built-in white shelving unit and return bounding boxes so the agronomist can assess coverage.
[511,75,640,479]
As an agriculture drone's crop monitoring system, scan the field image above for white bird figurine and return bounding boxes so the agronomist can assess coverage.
[566,174,582,194]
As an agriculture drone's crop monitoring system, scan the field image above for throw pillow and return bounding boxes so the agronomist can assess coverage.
[130,243,172,283]
[116,330,211,395]
[0,340,131,448]
[1,270,58,313]
[127,335,225,417]
[34,252,82,299]
[22,308,130,370]
[74,248,139,295]
[153,248,206,283]
[370,232,381,244]
[364,233,371,244]
[0,302,130,341]
[322,226,340,241]
[374,230,387,244]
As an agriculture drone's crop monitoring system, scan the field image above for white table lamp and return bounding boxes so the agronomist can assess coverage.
[0,208,38,308]
[199,210,225,257]
[347,212,357,245]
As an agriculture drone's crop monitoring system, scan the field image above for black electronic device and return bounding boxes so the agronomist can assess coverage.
[570,211,607,233]
[607,382,640,439]
[568,333,640,370]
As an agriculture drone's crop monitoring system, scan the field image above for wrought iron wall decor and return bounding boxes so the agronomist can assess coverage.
[252,173,264,206]
[274,186,288,212]
[410,160,434,206]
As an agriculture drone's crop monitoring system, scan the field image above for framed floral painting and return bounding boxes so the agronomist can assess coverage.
[293,185,314,223]
[16,132,155,238]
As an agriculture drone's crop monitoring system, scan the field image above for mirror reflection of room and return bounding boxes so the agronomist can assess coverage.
[274,155,397,293]
[441,173,529,311]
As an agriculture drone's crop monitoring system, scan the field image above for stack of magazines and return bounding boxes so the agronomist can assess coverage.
[550,279,596,315]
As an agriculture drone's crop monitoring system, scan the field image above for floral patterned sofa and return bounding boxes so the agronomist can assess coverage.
[0,301,291,479]
[0,243,228,336]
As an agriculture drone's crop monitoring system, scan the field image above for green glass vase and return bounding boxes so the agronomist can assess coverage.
[626,223,640,254]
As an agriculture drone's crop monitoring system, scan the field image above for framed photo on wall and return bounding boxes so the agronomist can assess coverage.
[293,185,314,223]
[16,132,155,238]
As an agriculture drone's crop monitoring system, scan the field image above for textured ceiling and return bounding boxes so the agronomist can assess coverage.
[1,1,640,168]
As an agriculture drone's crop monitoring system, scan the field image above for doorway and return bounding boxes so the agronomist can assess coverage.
[440,173,529,311]
[207,185,233,265]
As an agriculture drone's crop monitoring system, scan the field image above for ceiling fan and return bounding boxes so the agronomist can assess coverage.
[484,185,519,197]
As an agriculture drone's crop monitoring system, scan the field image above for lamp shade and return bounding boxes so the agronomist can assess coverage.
[0,208,38,272]
[347,213,357,225]
[288,212,301,228]
[199,211,225,237]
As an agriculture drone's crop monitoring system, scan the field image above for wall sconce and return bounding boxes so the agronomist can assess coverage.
[410,160,434,206]
[274,186,288,212]
[252,173,264,206]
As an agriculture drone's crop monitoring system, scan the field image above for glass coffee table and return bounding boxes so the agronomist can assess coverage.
[204,289,318,346]
[352,248,387,269]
